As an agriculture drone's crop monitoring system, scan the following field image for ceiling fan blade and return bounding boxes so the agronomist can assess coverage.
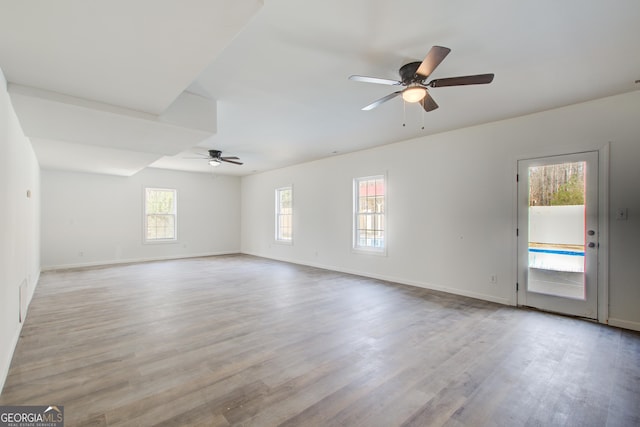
[416,46,451,78]
[349,75,402,86]
[221,158,243,165]
[428,73,495,87]
[362,91,402,111]
[422,91,439,112]
[220,156,240,160]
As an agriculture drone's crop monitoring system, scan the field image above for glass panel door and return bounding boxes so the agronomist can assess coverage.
[517,152,598,318]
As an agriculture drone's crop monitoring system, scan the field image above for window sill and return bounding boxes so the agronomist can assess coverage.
[352,247,387,257]
[274,239,293,246]
[143,239,179,245]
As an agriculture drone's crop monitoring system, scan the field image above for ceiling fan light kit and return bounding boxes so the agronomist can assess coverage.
[349,45,494,112]
[402,86,427,103]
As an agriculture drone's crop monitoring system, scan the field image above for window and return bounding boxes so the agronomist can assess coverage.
[354,175,385,252]
[275,186,293,242]
[144,188,177,242]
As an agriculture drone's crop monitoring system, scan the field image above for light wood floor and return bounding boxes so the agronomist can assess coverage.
[1,255,639,426]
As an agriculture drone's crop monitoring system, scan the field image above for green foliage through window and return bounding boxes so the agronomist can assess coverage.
[550,174,584,206]
[529,162,585,206]
[145,188,177,241]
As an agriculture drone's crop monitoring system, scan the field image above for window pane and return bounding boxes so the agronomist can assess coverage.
[375,179,384,196]
[279,188,291,211]
[354,176,385,250]
[145,189,177,241]
[359,181,368,196]
[276,186,293,241]
[146,214,175,240]
[146,189,175,214]
[366,198,375,212]
[358,198,366,213]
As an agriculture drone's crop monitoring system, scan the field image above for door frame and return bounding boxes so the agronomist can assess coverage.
[513,144,609,324]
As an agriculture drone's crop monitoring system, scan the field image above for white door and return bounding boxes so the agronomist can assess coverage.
[517,151,598,318]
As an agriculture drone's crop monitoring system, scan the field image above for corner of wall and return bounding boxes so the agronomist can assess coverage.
[0,65,42,394]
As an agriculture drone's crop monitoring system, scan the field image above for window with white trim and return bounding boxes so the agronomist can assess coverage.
[275,186,293,242]
[354,175,385,252]
[144,188,177,242]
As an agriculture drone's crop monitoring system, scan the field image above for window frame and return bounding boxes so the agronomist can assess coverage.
[353,174,387,255]
[275,185,293,244]
[143,187,178,244]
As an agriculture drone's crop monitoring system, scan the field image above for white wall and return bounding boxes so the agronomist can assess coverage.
[41,168,240,269]
[0,68,41,391]
[241,91,640,330]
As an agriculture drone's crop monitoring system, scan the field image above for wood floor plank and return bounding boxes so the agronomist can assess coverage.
[1,254,639,426]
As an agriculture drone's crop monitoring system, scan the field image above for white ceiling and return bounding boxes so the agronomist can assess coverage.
[1,0,639,177]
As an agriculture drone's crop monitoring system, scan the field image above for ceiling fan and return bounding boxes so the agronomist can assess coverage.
[187,150,243,167]
[349,46,494,112]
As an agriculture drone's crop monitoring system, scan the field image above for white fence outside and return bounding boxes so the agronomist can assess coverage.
[529,205,584,245]
[529,205,585,272]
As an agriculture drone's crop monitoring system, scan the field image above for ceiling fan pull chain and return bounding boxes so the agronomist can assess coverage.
[402,99,406,127]
[422,107,425,130]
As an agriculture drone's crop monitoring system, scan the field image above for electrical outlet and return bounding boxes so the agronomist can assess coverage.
[616,208,628,221]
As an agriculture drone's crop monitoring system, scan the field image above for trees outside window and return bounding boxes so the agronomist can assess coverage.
[528,162,584,206]
[145,188,177,242]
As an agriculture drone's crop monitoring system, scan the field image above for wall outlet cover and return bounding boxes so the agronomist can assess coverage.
[616,208,628,221]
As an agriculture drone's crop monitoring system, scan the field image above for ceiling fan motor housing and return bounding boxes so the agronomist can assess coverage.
[208,149,222,158]
[399,62,425,85]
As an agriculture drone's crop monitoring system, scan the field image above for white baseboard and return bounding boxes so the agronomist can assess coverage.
[241,251,512,306]
[608,317,640,332]
[41,251,240,271]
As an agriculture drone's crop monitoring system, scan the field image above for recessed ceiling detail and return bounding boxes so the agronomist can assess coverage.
[9,84,216,176]
[0,0,261,176]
